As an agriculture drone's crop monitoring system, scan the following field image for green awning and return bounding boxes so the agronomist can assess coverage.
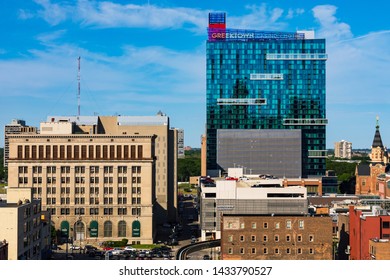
[132,220,141,237]
[90,220,98,237]
[60,221,70,238]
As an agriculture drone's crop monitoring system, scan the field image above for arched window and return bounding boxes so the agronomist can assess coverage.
[104,221,112,237]
[118,220,127,237]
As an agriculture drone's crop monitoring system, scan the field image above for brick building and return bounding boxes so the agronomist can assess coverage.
[369,238,390,260]
[220,214,333,260]
[349,205,390,260]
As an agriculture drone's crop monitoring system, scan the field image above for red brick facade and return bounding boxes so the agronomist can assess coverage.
[349,206,390,260]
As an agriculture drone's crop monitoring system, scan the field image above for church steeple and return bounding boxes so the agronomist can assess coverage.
[370,116,387,164]
[372,116,384,148]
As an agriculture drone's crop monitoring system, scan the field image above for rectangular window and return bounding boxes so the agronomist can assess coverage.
[130,145,136,159]
[67,145,72,158]
[299,220,304,229]
[263,222,268,229]
[38,145,44,159]
[96,145,101,159]
[240,235,245,242]
[286,220,292,229]
[297,235,302,242]
[251,235,256,242]
[18,145,23,159]
[60,145,65,159]
[124,145,129,158]
[137,145,143,158]
[89,145,94,159]
[117,145,122,159]
[103,145,108,159]
[81,145,87,159]
[286,235,291,242]
[31,145,37,159]
[45,146,51,159]
[53,146,58,159]
[251,222,257,229]
[25,145,30,159]
[110,145,115,159]
[383,221,390,229]
[275,222,280,229]
[74,146,80,159]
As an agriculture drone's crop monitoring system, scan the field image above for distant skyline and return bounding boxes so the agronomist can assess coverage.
[2,1,390,148]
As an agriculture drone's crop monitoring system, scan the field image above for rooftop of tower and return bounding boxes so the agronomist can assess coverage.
[207,12,315,42]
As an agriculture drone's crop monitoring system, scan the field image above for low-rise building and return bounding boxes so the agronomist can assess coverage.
[349,205,390,260]
[220,214,333,260]
[0,188,51,260]
[199,171,308,241]
[369,238,390,260]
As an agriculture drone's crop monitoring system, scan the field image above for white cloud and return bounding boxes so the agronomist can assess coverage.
[77,1,207,32]
[327,30,390,105]
[18,9,35,20]
[33,0,73,26]
[229,4,288,30]
[312,5,352,41]
[36,30,67,44]
[286,8,305,19]
[30,1,297,33]
[30,0,208,32]
[0,41,205,104]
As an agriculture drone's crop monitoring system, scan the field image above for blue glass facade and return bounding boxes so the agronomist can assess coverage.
[206,19,327,177]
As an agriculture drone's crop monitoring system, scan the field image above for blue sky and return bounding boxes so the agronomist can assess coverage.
[1,1,390,149]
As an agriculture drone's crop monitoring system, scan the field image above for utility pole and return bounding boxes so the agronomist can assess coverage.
[77,56,81,116]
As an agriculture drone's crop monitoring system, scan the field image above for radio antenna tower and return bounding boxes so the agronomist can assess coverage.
[77,56,81,116]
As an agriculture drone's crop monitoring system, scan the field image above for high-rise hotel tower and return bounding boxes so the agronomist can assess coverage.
[206,13,327,178]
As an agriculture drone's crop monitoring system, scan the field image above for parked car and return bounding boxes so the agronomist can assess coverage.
[84,245,97,254]
[111,248,125,255]
[124,246,136,252]
[70,245,81,251]
[90,250,105,258]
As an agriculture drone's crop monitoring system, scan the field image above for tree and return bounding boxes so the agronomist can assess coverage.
[326,158,358,194]
[177,150,201,182]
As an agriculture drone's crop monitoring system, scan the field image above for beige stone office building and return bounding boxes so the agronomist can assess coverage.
[0,188,51,260]
[6,114,178,246]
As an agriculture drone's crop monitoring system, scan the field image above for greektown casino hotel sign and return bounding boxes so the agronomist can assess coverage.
[208,28,304,41]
